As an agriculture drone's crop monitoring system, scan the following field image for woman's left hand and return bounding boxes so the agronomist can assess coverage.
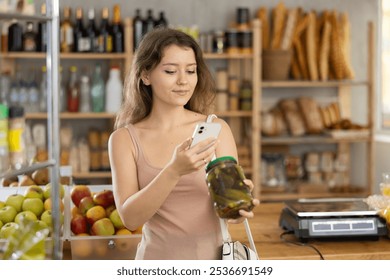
[227,179,260,224]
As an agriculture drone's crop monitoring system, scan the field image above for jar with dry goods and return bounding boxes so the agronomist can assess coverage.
[206,156,254,219]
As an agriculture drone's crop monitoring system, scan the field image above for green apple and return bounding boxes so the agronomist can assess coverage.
[0,222,19,239]
[40,210,64,228]
[5,194,25,212]
[33,219,49,231]
[0,220,3,229]
[0,200,5,208]
[14,210,38,224]
[91,217,115,236]
[109,209,125,229]
[43,183,65,200]
[22,198,44,218]
[24,185,44,200]
[0,205,18,224]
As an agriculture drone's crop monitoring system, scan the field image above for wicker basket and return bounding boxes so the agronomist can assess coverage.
[262,49,292,80]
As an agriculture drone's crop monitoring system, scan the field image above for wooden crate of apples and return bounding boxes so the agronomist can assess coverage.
[70,185,141,236]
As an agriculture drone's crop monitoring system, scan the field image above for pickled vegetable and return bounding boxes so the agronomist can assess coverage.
[206,156,254,219]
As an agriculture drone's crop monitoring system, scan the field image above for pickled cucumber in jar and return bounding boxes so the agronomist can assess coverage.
[206,156,254,219]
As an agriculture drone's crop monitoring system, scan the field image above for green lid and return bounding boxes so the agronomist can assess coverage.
[206,156,237,172]
[0,104,8,119]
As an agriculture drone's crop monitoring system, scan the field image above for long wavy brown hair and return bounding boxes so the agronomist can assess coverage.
[114,27,216,129]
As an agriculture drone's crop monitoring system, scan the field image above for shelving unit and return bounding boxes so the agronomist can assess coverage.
[0,0,62,259]
[258,22,375,202]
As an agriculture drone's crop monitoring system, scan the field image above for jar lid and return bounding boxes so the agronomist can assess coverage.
[206,156,237,172]
[8,106,24,118]
[0,104,8,119]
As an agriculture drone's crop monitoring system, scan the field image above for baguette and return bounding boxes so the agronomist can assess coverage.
[339,12,354,79]
[281,8,298,50]
[270,2,287,50]
[319,19,332,81]
[306,11,319,81]
[257,7,270,50]
[329,11,348,80]
[291,51,302,79]
[293,38,309,80]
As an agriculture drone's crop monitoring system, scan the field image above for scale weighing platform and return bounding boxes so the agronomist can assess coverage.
[279,198,388,240]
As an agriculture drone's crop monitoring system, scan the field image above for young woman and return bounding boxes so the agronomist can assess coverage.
[108,27,259,260]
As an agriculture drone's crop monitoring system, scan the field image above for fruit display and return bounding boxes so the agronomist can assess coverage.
[0,184,65,240]
[69,185,141,237]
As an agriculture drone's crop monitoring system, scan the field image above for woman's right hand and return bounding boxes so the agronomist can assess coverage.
[167,137,218,177]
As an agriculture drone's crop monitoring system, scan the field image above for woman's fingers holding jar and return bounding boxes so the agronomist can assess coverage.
[227,210,254,224]
[243,179,254,192]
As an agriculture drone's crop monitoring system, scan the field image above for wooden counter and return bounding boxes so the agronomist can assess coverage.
[228,202,390,260]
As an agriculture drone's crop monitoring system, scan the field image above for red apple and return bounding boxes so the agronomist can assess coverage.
[78,196,95,216]
[91,218,115,236]
[71,185,92,207]
[105,205,116,218]
[71,214,88,235]
[93,189,115,208]
[86,205,106,225]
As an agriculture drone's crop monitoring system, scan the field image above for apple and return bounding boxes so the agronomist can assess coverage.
[86,205,106,225]
[40,210,64,228]
[0,200,5,208]
[71,185,92,207]
[0,205,18,224]
[43,198,64,212]
[71,206,81,218]
[22,198,44,217]
[0,222,19,239]
[93,189,115,208]
[132,225,143,234]
[105,204,116,218]
[109,209,125,229]
[78,196,95,215]
[5,194,25,212]
[14,210,38,224]
[91,217,115,236]
[0,220,3,229]
[116,228,132,235]
[33,219,49,231]
[24,185,44,200]
[71,214,88,235]
[43,183,65,200]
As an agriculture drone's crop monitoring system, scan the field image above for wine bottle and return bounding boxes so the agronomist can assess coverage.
[86,8,99,52]
[8,19,23,52]
[37,3,47,52]
[98,7,113,53]
[111,4,124,53]
[60,7,74,53]
[143,9,155,35]
[73,7,88,52]
[23,22,37,52]
[67,66,80,112]
[133,9,144,51]
[155,11,168,28]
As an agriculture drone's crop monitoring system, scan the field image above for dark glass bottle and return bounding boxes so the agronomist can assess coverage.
[111,4,124,53]
[98,7,113,53]
[23,22,37,52]
[143,9,155,35]
[86,8,99,52]
[37,3,47,52]
[155,11,168,28]
[8,20,23,52]
[133,9,144,51]
[73,7,88,52]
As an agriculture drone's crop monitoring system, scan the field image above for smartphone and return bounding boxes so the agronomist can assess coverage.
[190,122,221,151]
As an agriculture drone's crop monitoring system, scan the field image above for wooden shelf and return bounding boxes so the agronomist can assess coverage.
[214,111,253,117]
[26,112,116,120]
[73,172,111,179]
[0,12,51,21]
[0,52,127,59]
[203,53,254,60]
[262,80,369,88]
[262,135,370,145]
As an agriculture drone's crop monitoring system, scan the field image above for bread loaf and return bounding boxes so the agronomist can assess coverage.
[305,11,319,81]
[257,7,270,50]
[319,18,331,81]
[297,97,324,134]
[279,99,306,136]
[270,2,287,50]
[281,8,298,50]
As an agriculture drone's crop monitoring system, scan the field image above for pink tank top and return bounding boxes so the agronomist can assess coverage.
[126,124,222,260]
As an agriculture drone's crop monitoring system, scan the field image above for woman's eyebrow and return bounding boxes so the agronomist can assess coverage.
[161,62,197,66]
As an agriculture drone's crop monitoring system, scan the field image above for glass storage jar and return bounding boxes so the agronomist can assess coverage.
[206,156,254,219]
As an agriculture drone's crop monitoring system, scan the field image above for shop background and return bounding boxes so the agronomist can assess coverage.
[33,0,384,192]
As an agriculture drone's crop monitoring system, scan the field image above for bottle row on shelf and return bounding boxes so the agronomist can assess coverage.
[0,63,123,114]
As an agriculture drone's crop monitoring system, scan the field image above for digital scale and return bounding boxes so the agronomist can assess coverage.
[279,198,388,240]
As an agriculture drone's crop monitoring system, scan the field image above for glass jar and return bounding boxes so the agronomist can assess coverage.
[206,156,254,219]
